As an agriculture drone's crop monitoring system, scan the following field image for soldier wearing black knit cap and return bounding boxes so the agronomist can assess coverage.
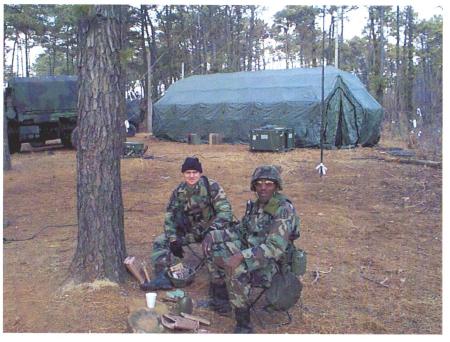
[145,157,234,315]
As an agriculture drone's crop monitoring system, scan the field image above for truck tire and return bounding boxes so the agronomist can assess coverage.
[30,142,45,148]
[71,127,79,149]
[8,134,21,154]
[61,133,72,148]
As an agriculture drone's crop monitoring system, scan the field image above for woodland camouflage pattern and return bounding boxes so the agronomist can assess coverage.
[209,191,300,308]
[151,176,233,280]
[5,76,78,118]
[5,76,78,152]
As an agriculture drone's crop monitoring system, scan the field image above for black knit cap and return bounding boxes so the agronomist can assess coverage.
[181,157,203,173]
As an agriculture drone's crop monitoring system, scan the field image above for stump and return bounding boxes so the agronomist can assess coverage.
[208,133,223,145]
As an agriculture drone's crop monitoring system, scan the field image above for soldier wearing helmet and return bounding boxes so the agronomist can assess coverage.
[202,165,302,333]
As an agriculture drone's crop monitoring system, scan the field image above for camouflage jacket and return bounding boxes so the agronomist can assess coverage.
[164,176,233,242]
[210,192,300,272]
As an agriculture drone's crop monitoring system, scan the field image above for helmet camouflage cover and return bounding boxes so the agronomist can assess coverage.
[250,165,283,191]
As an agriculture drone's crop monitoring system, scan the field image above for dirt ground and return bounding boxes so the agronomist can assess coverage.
[3,133,442,334]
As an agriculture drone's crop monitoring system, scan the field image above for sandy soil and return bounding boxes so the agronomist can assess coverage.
[3,133,442,334]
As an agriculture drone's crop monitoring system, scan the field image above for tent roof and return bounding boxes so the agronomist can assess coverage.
[155,66,381,110]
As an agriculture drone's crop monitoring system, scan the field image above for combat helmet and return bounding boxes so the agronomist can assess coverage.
[250,165,283,191]
[176,295,194,314]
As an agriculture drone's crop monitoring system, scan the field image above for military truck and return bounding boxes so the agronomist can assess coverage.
[4,76,145,153]
[4,76,78,153]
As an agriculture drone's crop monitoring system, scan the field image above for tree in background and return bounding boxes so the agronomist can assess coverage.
[3,4,46,78]
[415,15,442,127]
[367,6,389,105]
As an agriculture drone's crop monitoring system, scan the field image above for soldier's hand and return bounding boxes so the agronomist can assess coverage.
[224,252,244,276]
[169,239,184,258]
[202,233,214,257]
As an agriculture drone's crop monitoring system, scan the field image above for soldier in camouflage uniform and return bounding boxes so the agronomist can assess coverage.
[145,157,234,313]
[202,165,301,333]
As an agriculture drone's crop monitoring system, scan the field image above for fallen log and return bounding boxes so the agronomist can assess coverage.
[355,155,441,169]
[396,158,441,168]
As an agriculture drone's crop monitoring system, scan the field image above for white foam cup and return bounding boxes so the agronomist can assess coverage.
[146,292,157,309]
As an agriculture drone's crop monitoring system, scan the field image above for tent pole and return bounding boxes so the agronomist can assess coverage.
[316,5,328,177]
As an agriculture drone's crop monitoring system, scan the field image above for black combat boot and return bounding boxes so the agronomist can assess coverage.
[233,307,253,334]
[141,270,173,291]
[209,282,232,315]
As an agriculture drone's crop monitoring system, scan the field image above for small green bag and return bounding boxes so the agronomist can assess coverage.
[291,249,307,276]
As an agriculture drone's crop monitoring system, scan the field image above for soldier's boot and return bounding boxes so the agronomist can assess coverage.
[233,307,254,334]
[209,282,232,315]
[141,270,173,291]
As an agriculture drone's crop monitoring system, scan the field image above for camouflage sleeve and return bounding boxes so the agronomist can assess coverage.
[241,204,294,272]
[163,188,179,241]
[210,221,244,243]
[208,181,233,231]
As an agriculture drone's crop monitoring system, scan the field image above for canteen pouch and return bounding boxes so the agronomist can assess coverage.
[291,249,307,276]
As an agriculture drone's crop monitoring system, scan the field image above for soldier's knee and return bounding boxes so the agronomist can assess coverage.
[153,233,169,248]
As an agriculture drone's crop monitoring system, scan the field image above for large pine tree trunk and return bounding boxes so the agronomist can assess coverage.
[70,5,127,283]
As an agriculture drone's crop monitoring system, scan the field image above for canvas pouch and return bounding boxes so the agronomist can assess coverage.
[291,249,307,276]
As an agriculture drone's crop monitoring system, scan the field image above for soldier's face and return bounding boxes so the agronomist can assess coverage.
[255,179,277,203]
[183,170,201,186]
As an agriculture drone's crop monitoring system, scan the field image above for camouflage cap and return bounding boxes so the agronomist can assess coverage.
[250,165,283,191]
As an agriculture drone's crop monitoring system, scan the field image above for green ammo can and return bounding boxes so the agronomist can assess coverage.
[123,141,147,158]
[249,126,295,152]
[187,133,201,145]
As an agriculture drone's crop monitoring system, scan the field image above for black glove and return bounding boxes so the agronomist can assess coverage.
[169,239,184,258]
[139,281,152,292]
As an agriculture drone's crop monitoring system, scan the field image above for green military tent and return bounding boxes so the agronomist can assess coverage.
[153,66,384,147]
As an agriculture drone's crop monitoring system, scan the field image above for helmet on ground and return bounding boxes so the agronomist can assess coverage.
[166,266,195,288]
[250,165,283,191]
[176,295,194,314]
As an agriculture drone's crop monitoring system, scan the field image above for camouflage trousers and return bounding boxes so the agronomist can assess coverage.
[211,240,279,309]
[150,233,226,283]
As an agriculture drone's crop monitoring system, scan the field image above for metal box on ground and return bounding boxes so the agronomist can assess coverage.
[250,126,295,152]
[187,133,201,145]
[123,142,147,158]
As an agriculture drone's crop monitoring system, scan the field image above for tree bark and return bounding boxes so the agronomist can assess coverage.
[378,7,385,104]
[70,5,127,284]
[247,6,255,71]
[140,5,148,102]
[24,32,29,77]
[147,51,153,133]
[405,6,415,123]
[10,36,17,76]
[395,6,401,113]
[143,7,158,98]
